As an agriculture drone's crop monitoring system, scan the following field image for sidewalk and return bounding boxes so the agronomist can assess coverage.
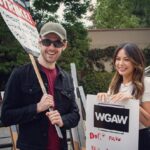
[0,127,12,150]
[0,105,12,150]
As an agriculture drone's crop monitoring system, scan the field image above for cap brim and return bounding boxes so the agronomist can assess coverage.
[40,31,64,40]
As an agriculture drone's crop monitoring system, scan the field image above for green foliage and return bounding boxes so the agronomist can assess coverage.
[0,17,29,73]
[0,46,27,73]
[131,0,150,27]
[31,0,90,29]
[94,0,140,29]
[33,0,60,13]
[80,71,114,94]
[94,0,150,28]
[88,46,116,61]
[63,0,90,22]
[58,22,90,71]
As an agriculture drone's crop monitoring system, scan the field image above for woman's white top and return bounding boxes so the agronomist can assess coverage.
[119,77,150,129]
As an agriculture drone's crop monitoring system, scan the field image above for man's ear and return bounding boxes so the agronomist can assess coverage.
[62,47,66,51]
[63,41,68,51]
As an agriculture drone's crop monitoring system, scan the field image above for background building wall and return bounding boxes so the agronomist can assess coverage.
[88,28,150,49]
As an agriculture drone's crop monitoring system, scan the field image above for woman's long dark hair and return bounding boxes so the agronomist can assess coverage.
[109,43,145,100]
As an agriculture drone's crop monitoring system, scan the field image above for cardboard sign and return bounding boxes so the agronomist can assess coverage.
[86,94,139,150]
[0,0,40,56]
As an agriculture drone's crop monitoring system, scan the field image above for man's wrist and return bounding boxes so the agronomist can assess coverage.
[37,103,41,113]
[59,120,64,127]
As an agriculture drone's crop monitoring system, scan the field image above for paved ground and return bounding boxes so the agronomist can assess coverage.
[0,127,12,150]
[0,127,73,150]
[0,105,13,150]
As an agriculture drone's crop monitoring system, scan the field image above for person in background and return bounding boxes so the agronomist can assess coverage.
[1,22,80,150]
[97,43,150,150]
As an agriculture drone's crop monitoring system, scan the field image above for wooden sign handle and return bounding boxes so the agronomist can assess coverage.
[29,54,47,94]
[28,53,63,138]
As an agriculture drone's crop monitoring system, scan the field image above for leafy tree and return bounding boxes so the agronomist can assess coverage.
[94,0,140,28]
[81,71,114,94]
[31,0,90,29]
[131,0,150,27]
[58,22,90,71]
[93,0,150,28]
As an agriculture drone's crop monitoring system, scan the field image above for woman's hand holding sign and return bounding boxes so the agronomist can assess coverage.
[97,92,109,103]
[110,92,134,103]
[97,92,133,103]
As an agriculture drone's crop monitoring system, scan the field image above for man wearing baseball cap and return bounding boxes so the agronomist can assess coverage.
[1,22,80,150]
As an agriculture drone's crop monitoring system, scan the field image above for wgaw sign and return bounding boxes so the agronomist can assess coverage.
[86,94,139,150]
[94,105,129,132]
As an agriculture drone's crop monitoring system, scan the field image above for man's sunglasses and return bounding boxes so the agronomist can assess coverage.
[40,39,64,48]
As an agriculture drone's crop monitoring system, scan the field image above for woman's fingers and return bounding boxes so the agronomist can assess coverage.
[97,93,109,102]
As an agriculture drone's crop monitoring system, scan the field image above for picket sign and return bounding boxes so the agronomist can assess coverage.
[70,63,86,150]
[0,0,63,139]
[86,94,139,150]
[0,0,40,56]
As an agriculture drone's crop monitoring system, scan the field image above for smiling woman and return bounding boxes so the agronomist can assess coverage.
[97,43,150,150]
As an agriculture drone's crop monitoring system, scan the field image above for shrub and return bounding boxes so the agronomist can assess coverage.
[80,71,114,95]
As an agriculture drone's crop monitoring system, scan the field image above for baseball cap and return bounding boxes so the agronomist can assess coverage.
[40,22,67,41]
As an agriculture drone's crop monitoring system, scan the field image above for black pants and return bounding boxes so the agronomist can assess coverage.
[139,128,150,150]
